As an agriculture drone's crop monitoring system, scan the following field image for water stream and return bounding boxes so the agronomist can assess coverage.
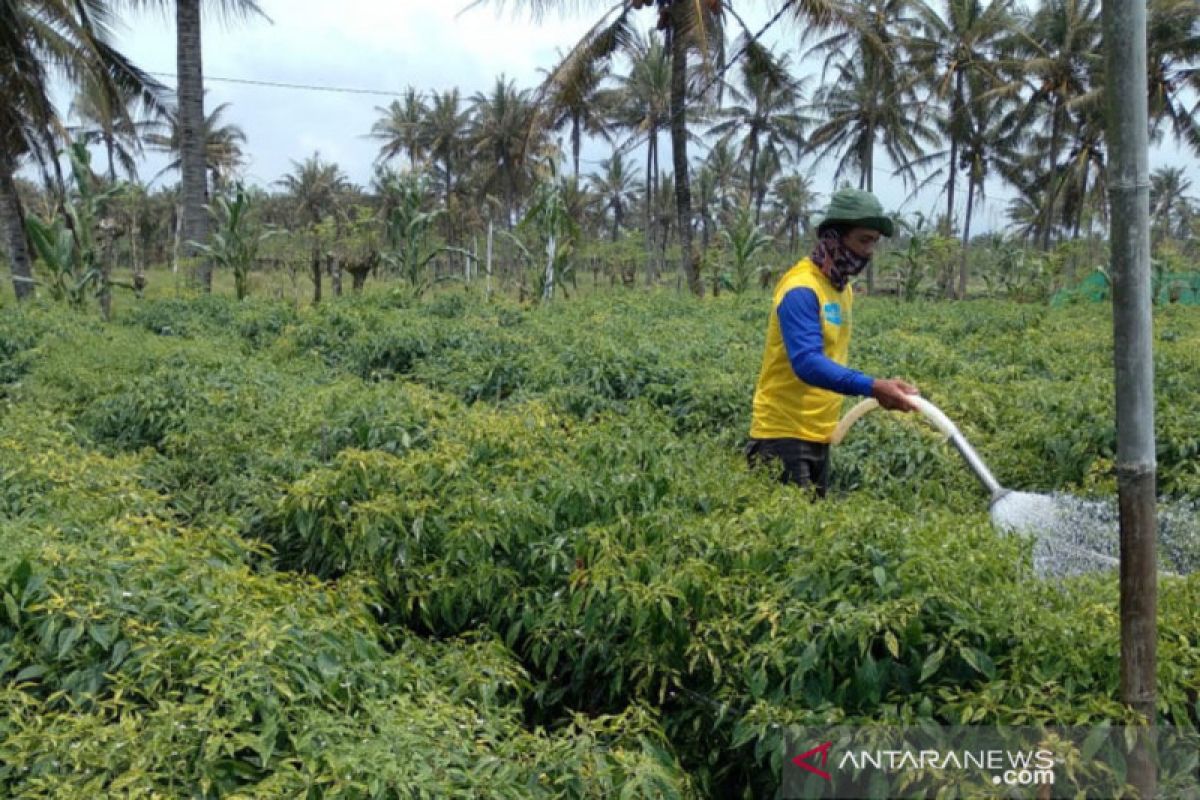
[834,398,1199,578]
[992,490,1199,578]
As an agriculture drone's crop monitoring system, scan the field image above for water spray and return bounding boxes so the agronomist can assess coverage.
[831,398,1196,577]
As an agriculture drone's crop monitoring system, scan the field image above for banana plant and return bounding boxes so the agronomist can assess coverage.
[191,184,275,300]
[24,142,123,309]
[380,175,465,298]
[718,208,773,294]
[881,213,959,302]
[883,214,933,302]
[23,214,93,306]
[505,179,579,303]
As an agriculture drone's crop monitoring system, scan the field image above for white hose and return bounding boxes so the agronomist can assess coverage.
[829,398,879,445]
[832,396,957,444]
[831,395,1004,498]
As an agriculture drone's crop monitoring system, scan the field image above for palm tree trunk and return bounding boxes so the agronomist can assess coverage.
[864,129,874,193]
[99,244,113,320]
[958,177,977,300]
[945,73,963,236]
[507,183,516,238]
[1,153,36,301]
[669,8,702,298]
[1072,166,1088,241]
[645,134,656,284]
[444,155,455,225]
[130,206,145,296]
[1040,102,1063,251]
[863,117,876,293]
[571,110,582,180]
[105,133,117,183]
[748,131,761,224]
[310,241,322,304]
[176,0,210,290]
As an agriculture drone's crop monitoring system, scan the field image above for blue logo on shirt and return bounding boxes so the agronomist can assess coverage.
[823,302,842,325]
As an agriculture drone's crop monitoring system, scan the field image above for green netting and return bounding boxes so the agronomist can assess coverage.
[1050,269,1111,307]
[1157,272,1200,305]
[1052,270,1200,306]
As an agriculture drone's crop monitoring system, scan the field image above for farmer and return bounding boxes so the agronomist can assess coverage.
[747,188,919,496]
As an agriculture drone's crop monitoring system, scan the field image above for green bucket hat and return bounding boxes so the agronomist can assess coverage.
[815,188,894,237]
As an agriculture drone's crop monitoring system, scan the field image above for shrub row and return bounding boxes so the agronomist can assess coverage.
[1,292,1197,797]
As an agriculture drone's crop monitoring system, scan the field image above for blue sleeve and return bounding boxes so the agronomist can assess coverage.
[777,287,875,396]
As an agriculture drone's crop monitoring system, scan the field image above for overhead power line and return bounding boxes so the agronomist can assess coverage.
[147,71,408,98]
[147,4,795,167]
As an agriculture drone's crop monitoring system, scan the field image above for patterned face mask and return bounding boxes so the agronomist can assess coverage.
[810,229,871,291]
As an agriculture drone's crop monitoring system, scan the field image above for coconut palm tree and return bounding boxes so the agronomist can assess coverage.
[948,70,1027,297]
[805,54,937,190]
[804,0,938,196]
[703,138,742,227]
[708,40,808,224]
[422,88,470,214]
[1052,104,1107,240]
[907,0,1014,235]
[2,0,166,301]
[370,87,428,169]
[1150,166,1196,245]
[588,149,640,242]
[122,0,266,291]
[1005,184,1047,243]
[653,167,675,278]
[661,0,730,295]
[770,173,819,255]
[1146,0,1200,156]
[999,0,1102,249]
[539,49,618,180]
[278,153,350,227]
[470,76,538,228]
[276,152,350,303]
[611,31,672,279]
[692,162,717,252]
[749,144,785,223]
[68,72,155,182]
[145,101,247,196]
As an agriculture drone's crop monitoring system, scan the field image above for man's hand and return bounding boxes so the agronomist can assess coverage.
[871,378,920,412]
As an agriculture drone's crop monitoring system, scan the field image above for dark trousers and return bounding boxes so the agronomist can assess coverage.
[745,437,831,497]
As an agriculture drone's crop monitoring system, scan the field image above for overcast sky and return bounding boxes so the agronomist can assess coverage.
[56,0,1200,233]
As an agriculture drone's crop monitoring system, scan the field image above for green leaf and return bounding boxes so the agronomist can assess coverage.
[1080,721,1111,762]
[959,646,995,680]
[8,559,32,593]
[884,631,900,660]
[4,592,19,626]
[919,647,945,683]
[109,640,131,668]
[14,664,47,683]
[88,622,118,649]
[57,623,84,660]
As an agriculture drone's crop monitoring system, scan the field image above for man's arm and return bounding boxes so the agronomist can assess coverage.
[777,287,875,396]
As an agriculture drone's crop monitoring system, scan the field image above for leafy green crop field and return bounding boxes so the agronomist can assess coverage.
[2,289,1198,798]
